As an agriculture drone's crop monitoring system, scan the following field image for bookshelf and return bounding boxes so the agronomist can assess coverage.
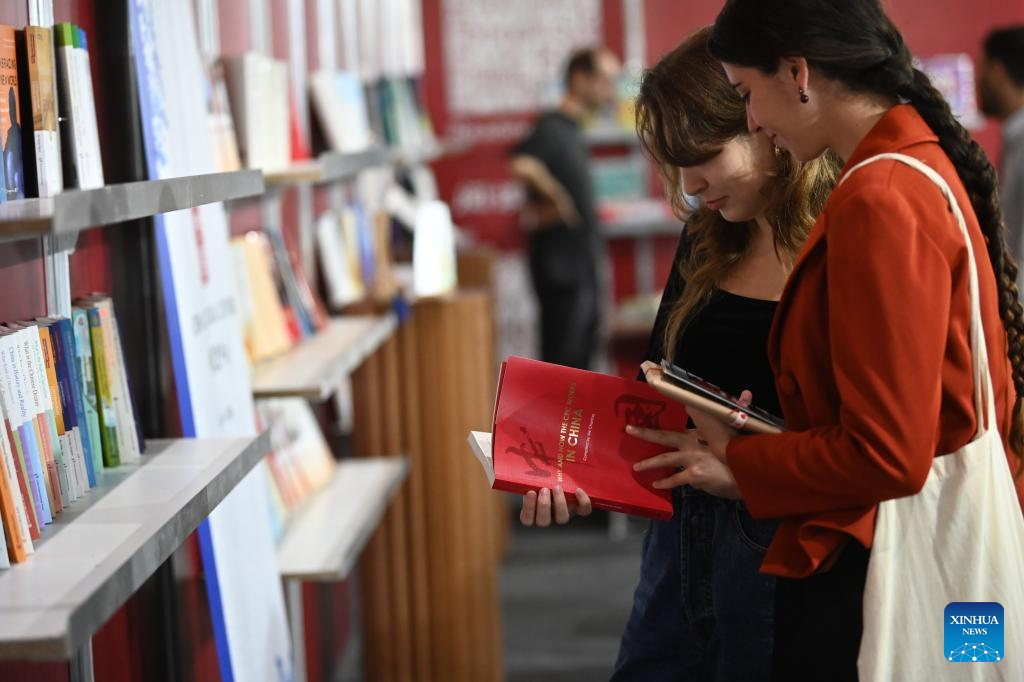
[0,171,265,243]
[0,433,271,660]
[277,457,408,581]
[250,314,399,401]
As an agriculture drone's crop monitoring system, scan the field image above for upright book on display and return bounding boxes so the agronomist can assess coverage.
[0,25,24,201]
[469,356,689,520]
[16,26,63,197]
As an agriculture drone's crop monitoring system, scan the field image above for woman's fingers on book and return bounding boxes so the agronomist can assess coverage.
[519,490,538,526]
[574,488,592,516]
[625,424,686,446]
[534,488,552,527]
[552,486,571,524]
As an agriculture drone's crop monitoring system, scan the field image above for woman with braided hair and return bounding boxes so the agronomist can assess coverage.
[635,0,1024,679]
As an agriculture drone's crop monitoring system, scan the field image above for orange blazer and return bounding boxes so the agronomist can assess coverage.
[728,105,1024,578]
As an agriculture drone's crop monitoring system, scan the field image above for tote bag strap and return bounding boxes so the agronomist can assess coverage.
[836,152,995,438]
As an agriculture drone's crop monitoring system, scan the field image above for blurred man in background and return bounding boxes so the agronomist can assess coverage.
[979,27,1024,277]
[510,46,621,369]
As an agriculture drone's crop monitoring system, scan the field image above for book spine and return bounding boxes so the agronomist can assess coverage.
[38,327,81,499]
[99,301,139,461]
[0,339,41,536]
[0,515,9,568]
[74,28,102,187]
[96,302,136,462]
[0,397,33,550]
[3,336,52,523]
[46,323,89,492]
[57,318,95,487]
[53,23,79,189]
[15,330,63,512]
[72,309,103,476]
[25,328,71,506]
[87,307,119,467]
[0,398,28,561]
[2,413,38,539]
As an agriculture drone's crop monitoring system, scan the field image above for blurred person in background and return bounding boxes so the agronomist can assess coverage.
[519,27,838,680]
[979,26,1024,282]
[509,46,620,369]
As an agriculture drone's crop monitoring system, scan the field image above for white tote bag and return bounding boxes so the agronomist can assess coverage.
[836,153,1024,681]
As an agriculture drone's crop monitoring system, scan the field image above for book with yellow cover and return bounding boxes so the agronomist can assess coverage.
[232,232,293,362]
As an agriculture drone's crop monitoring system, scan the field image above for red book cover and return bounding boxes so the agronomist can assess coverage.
[483,356,689,520]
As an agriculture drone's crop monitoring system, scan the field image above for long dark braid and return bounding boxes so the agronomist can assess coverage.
[711,0,1024,473]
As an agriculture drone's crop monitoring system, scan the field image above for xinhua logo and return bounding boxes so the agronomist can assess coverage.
[945,602,1004,663]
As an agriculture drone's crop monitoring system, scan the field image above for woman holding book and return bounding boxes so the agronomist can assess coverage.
[519,27,837,680]
[639,1,1024,679]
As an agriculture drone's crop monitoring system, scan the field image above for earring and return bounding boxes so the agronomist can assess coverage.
[799,87,810,104]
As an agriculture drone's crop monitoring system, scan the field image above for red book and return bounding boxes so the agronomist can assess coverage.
[469,356,689,520]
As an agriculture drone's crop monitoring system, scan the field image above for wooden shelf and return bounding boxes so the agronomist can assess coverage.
[277,457,409,581]
[0,170,265,243]
[250,314,399,401]
[0,433,271,660]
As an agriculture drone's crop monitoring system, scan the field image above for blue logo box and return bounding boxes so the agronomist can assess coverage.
[945,602,1004,663]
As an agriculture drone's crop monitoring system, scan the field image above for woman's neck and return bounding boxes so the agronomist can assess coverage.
[822,91,896,162]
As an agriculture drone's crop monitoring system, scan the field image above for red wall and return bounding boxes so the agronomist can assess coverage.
[642,0,1024,164]
[426,0,1024,248]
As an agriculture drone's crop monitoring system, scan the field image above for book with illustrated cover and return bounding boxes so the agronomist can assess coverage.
[16,26,63,198]
[469,356,690,520]
[0,25,24,201]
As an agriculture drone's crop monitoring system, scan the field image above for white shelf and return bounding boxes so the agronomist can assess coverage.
[0,171,265,243]
[250,314,399,401]
[0,433,272,660]
[277,457,409,581]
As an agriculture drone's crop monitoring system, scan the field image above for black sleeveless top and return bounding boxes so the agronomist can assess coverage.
[642,229,782,421]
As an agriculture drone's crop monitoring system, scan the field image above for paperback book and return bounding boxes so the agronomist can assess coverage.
[469,356,689,520]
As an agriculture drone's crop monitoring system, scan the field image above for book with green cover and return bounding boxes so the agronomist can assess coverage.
[86,307,118,467]
[71,308,103,476]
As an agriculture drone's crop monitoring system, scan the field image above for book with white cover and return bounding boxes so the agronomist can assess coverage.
[309,70,373,153]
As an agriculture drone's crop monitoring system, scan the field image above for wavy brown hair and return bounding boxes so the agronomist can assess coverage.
[636,26,838,361]
[711,0,1024,474]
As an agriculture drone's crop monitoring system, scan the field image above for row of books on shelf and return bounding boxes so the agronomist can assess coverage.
[0,295,142,567]
[0,21,104,202]
[257,397,336,541]
[215,49,435,173]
